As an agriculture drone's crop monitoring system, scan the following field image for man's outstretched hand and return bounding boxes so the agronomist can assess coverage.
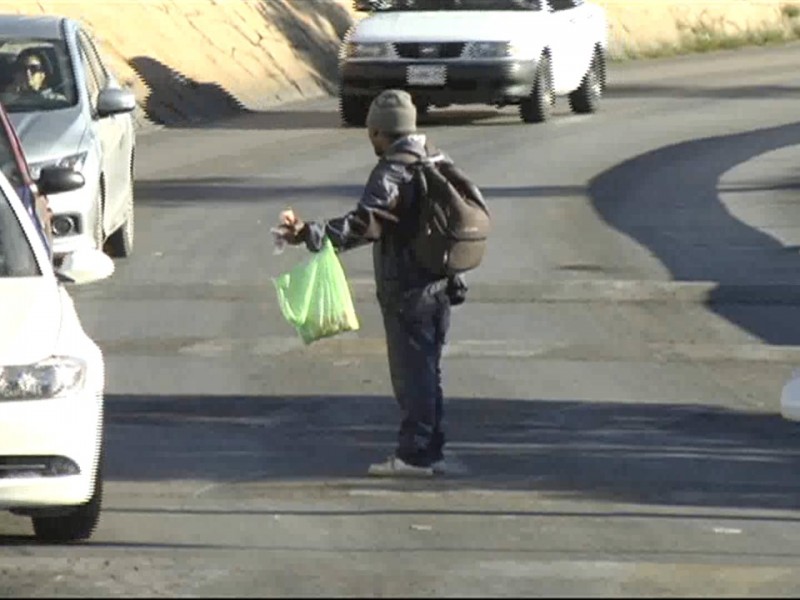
[275,208,306,245]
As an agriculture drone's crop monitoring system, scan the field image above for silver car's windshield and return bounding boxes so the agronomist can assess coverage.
[366,0,541,10]
[0,185,39,277]
[0,38,78,113]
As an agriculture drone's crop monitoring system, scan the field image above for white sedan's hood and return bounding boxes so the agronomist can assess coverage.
[351,11,541,42]
[0,279,61,365]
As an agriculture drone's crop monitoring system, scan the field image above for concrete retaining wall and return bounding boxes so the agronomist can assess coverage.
[1,1,797,129]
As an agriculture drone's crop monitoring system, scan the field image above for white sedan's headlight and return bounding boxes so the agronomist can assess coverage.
[466,41,522,59]
[342,42,394,59]
[29,151,89,179]
[0,357,86,400]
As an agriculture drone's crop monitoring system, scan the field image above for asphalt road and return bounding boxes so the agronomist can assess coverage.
[3,43,800,597]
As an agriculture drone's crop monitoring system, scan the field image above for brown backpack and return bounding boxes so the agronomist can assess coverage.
[388,151,491,277]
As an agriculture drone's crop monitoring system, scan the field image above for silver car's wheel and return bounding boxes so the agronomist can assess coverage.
[107,199,134,258]
[107,161,135,258]
[93,187,104,252]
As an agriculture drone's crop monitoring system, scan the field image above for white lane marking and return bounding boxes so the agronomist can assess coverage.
[713,527,743,534]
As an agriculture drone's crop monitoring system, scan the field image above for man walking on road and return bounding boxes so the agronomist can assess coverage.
[275,89,466,477]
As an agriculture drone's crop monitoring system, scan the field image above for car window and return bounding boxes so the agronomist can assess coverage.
[0,38,78,113]
[0,184,40,277]
[77,41,101,113]
[548,0,575,10]
[77,30,108,89]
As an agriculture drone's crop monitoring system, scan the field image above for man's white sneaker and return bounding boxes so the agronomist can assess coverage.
[367,455,435,477]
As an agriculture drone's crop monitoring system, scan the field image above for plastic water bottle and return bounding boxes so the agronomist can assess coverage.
[270,228,286,255]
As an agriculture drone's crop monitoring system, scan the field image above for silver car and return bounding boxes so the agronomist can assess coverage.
[0,15,136,259]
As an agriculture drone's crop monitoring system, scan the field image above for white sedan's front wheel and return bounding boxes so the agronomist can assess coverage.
[569,48,605,114]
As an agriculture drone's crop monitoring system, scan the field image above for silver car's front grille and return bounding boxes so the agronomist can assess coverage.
[393,42,466,59]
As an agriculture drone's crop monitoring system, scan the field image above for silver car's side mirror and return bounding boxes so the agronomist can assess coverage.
[96,88,136,118]
[55,248,115,285]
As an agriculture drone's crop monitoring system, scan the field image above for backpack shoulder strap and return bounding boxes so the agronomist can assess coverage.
[384,149,448,168]
[383,150,422,168]
[437,161,490,214]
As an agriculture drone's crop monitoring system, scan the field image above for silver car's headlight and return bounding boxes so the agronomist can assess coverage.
[29,151,89,179]
[466,42,521,59]
[342,42,394,59]
[0,357,86,400]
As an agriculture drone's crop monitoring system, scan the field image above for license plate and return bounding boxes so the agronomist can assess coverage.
[406,64,446,86]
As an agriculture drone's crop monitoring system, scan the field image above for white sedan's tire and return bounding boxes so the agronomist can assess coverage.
[520,55,555,124]
[340,93,371,127]
[569,48,605,114]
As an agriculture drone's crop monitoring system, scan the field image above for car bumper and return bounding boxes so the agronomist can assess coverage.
[0,391,102,508]
[47,181,99,257]
[340,59,538,105]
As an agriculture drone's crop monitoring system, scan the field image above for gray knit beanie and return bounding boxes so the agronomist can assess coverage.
[366,89,417,134]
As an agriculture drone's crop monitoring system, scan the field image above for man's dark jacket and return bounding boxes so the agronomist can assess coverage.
[302,134,448,305]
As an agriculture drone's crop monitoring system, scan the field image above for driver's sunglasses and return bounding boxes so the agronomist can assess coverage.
[23,63,44,74]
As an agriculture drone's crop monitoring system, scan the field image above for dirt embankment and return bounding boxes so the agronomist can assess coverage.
[1,1,797,129]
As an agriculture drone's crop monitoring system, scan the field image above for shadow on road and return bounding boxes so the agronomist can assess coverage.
[173,105,522,131]
[134,178,585,205]
[589,120,800,344]
[134,179,364,204]
[102,394,800,512]
[103,506,800,524]
[607,83,800,101]
[418,108,525,128]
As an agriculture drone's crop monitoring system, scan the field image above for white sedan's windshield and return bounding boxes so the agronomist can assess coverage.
[368,0,541,9]
[0,38,78,113]
[0,187,39,277]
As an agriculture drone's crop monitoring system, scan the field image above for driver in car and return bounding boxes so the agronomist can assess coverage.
[7,48,66,101]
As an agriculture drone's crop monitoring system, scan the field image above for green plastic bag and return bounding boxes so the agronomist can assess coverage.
[273,237,360,345]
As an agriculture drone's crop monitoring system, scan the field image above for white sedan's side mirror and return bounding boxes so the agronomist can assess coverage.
[55,249,115,285]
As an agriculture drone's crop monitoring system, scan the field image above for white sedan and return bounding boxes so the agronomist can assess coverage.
[0,166,114,543]
[339,0,608,124]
